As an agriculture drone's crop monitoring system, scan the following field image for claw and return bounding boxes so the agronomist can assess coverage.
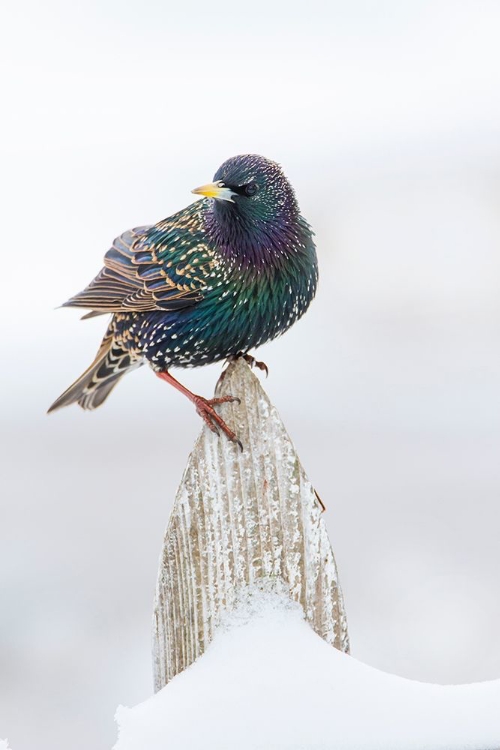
[193,395,242,447]
[210,395,240,406]
[222,352,269,377]
[241,352,269,377]
[155,369,242,447]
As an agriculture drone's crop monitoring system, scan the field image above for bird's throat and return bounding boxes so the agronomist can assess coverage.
[204,201,304,272]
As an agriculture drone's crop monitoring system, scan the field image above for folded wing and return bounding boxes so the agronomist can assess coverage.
[63,207,219,315]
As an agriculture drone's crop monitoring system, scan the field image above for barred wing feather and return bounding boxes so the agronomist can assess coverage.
[63,208,217,315]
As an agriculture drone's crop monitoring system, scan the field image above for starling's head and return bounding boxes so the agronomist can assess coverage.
[192,154,299,228]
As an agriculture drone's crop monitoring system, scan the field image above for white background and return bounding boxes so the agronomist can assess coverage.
[1,1,499,749]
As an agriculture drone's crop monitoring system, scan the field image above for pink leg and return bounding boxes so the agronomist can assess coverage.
[156,370,242,450]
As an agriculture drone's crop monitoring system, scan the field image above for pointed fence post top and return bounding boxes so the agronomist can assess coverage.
[153,359,349,690]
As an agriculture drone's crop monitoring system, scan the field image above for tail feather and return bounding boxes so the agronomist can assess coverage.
[48,331,142,413]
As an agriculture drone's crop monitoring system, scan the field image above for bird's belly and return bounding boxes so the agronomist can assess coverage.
[132,282,310,370]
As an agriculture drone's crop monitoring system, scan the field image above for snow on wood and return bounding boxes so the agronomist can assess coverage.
[116,586,500,750]
[153,358,349,690]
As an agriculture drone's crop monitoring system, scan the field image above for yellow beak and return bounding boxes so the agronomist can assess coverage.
[191,180,235,202]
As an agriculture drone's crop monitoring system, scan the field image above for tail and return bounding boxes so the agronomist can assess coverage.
[48,328,142,413]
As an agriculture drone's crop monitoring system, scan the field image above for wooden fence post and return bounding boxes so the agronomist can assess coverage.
[153,358,349,691]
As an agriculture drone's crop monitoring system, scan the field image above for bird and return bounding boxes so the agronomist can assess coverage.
[48,154,318,444]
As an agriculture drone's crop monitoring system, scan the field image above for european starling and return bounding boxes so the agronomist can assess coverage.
[49,154,318,443]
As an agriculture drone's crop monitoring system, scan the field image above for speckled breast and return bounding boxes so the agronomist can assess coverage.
[120,259,317,370]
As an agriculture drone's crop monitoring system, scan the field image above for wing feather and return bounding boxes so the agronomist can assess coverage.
[62,205,219,315]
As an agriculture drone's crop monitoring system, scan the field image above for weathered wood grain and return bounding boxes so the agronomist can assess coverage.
[153,359,349,690]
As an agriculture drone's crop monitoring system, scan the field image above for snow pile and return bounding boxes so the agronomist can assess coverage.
[114,585,500,750]
[0,741,12,750]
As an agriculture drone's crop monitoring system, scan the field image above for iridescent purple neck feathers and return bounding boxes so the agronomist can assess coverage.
[203,154,308,270]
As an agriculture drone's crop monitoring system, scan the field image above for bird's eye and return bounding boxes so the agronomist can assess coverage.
[244,182,259,197]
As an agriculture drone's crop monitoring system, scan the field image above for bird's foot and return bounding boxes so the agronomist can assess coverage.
[155,370,242,449]
[193,395,243,451]
[240,352,269,377]
[222,351,268,377]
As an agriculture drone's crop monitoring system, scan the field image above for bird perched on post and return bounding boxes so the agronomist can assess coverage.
[49,154,318,444]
